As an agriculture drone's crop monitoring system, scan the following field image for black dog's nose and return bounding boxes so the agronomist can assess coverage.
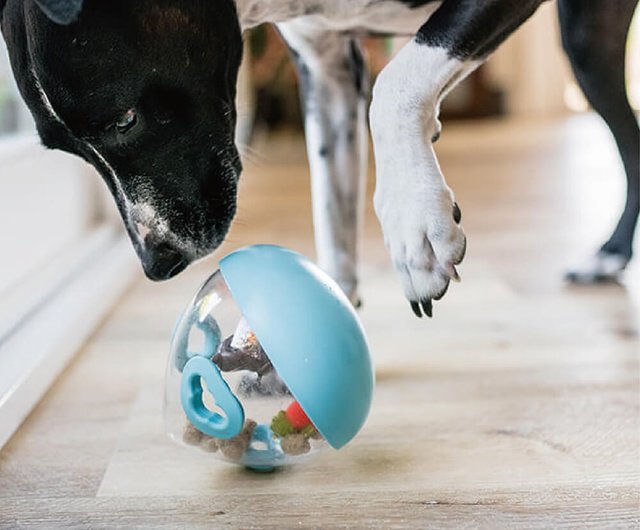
[141,242,189,281]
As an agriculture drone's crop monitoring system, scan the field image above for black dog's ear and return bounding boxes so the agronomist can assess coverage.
[33,0,84,24]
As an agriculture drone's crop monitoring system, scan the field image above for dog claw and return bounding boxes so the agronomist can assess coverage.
[433,281,450,301]
[421,299,433,318]
[410,300,422,318]
[446,264,461,282]
[453,202,462,224]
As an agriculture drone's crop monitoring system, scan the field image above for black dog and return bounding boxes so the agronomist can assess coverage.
[1,0,638,317]
[2,0,243,281]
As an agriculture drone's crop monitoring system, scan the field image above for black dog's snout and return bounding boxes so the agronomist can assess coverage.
[141,242,189,281]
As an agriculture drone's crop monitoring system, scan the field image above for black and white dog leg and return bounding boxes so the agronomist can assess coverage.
[370,0,543,317]
[278,21,370,307]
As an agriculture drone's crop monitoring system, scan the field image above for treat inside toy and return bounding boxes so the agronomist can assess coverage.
[164,270,327,471]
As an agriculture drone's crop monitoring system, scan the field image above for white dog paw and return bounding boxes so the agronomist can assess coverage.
[376,188,466,317]
[566,251,629,284]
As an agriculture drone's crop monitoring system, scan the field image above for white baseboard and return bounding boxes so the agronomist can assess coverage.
[0,226,138,449]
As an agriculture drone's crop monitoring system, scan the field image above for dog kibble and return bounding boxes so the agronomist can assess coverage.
[280,433,311,456]
[183,423,204,446]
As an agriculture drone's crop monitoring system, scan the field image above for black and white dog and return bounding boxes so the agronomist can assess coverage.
[1,0,638,317]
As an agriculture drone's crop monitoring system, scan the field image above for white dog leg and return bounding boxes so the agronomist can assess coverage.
[369,40,480,316]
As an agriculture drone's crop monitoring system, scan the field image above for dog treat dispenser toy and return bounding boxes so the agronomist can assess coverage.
[164,245,374,471]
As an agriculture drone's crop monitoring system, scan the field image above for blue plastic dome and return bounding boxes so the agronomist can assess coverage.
[218,245,374,449]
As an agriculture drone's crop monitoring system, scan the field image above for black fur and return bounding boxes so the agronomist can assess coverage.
[558,0,639,261]
[396,0,439,8]
[348,39,366,97]
[415,0,544,59]
[1,0,243,280]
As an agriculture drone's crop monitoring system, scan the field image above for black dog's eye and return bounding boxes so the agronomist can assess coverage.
[115,109,138,134]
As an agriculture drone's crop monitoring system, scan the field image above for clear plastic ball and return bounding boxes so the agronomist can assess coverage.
[164,269,327,471]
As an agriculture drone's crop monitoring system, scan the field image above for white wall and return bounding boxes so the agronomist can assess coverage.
[0,138,105,295]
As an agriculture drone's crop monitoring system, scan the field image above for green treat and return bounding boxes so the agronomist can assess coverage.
[300,424,318,439]
[270,410,294,437]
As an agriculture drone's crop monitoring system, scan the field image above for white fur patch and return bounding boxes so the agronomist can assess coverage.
[129,201,169,238]
[369,41,480,302]
[123,192,200,259]
[237,0,441,33]
[30,67,64,125]
[83,144,128,206]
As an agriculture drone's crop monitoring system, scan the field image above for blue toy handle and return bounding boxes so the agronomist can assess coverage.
[180,356,244,439]
[242,424,283,472]
[173,313,221,373]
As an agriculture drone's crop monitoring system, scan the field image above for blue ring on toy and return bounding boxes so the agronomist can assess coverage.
[180,356,244,439]
[173,312,221,372]
[241,424,284,471]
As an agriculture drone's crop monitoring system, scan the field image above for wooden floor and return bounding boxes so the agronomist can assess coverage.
[1,114,638,529]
